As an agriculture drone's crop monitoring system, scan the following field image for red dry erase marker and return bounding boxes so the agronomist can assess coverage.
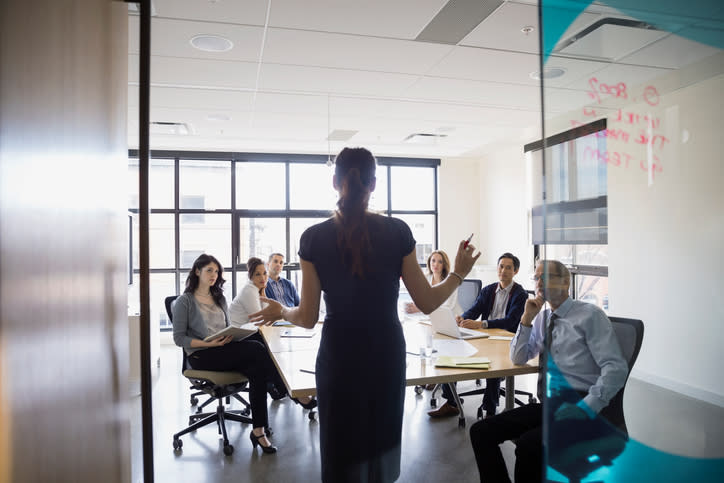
[464,233,474,248]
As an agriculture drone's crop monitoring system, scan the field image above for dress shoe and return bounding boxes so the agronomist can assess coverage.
[250,430,277,454]
[291,396,318,410]
[427,401,460,418]
[267,383,287,400]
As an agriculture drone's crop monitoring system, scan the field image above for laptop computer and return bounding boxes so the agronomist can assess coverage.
[429,306,489,340]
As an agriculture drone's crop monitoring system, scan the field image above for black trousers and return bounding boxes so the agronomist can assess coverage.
[469,395,621,483]
[187,333,285,429]
[442,377,500,411]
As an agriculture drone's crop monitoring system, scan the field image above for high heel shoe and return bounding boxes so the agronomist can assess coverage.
[249,430,277,454]
[291,396,318,410]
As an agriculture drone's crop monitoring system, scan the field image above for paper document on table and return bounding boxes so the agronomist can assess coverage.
[435,356,490,369]
[280,327,319,338]
[432,339,477,357]
[489,335,513,341]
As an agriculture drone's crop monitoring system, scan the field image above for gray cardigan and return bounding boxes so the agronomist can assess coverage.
[172,292,230,354]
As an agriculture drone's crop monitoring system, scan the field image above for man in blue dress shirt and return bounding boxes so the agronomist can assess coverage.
[469,260,628,482]
[265,253,300,308]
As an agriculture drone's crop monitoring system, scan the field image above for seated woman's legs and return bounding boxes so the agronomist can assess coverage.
[188,340,277,451]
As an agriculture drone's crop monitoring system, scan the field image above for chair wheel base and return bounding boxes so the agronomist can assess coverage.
[173,438,183,451]
[223,444,234,456]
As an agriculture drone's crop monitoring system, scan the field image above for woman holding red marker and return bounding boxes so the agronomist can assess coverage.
[250,147,479,482]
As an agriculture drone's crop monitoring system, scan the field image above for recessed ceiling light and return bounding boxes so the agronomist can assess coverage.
[529,67,566,80]
[190,34,233,52]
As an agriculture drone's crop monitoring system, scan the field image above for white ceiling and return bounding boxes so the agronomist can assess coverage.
[127,0,722,158]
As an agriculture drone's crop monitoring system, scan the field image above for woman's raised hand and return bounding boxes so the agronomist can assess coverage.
[453,239,480,279]
[249,297,284,326]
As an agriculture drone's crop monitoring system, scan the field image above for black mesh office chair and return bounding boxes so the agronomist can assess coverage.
[547,316,644,482]
[165,295,253,455]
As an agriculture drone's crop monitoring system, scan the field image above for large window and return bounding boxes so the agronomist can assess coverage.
[129,151,439,329]
[526,120,609,311]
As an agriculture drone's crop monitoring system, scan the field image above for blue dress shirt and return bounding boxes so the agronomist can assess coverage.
[510,297,628,414]
[265,277,300,307]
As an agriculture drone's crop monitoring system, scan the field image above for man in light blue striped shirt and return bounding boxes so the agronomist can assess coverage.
[469,260,627,482]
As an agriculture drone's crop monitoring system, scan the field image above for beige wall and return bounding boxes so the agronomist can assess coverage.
[463,53,724,405]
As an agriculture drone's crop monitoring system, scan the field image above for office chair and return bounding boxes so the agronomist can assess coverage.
[165,295,254,456]
[457,278,482,313]
[547,316,644,482]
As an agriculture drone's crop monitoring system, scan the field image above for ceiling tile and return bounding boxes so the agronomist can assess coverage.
[129,17,264,61]
[258,64,419,97]
[620,33,722,69]
[132,55,259,89]
[152,0,270,25]
[427,46,539,84]
[461,1,539,54]
[263,28,453,75]
[405,76,540,109]
[268,0,449,39]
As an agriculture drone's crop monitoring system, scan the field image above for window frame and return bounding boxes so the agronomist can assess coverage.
[526,119,609,310]
[128,150,440,328]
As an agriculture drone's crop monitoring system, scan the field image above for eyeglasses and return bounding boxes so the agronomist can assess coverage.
[531,273,563,282]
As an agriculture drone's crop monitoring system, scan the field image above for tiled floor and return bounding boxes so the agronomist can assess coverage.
[130,344,724,482]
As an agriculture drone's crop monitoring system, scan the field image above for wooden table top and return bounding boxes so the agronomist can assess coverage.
[260,320,538,398]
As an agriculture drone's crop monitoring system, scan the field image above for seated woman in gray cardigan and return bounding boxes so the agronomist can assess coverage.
[172,253,283,454]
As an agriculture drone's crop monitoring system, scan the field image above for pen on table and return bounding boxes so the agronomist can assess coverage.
[463,233,474,248]
[299,369,315,375]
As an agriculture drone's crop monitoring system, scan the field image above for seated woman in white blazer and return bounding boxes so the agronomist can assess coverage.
[229,257,317,409]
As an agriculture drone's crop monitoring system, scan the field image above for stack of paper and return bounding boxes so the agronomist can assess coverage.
[434,356,490,369]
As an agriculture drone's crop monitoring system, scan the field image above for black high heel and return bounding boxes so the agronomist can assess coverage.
[249,430,277,454]
[291,396,318,410]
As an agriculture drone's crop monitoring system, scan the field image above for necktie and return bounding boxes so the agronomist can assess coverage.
[537,312,557,401]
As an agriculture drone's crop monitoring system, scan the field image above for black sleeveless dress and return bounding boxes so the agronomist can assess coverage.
[299,214,415,483]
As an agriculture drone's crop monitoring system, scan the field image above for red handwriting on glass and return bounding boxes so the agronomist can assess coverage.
[584,146,631,168]
[614,109,660,129]
[588,77,628,104]
[643,85,660,106]
[587,78,659,107]
[640,155,663,179]
[635,132,669,149]
[583,146,663,177]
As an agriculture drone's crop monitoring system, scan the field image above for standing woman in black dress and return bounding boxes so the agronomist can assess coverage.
[251,147,479,482]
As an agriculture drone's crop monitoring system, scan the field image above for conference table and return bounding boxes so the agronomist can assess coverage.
[260,318,538,427]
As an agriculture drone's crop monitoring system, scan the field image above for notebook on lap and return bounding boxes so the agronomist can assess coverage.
[430,306,489,340]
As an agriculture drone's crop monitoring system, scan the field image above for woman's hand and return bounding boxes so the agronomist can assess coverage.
[205,335,233,347]
[452,240,480,279]
[404,302,420,314]
[249,297,284,326]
